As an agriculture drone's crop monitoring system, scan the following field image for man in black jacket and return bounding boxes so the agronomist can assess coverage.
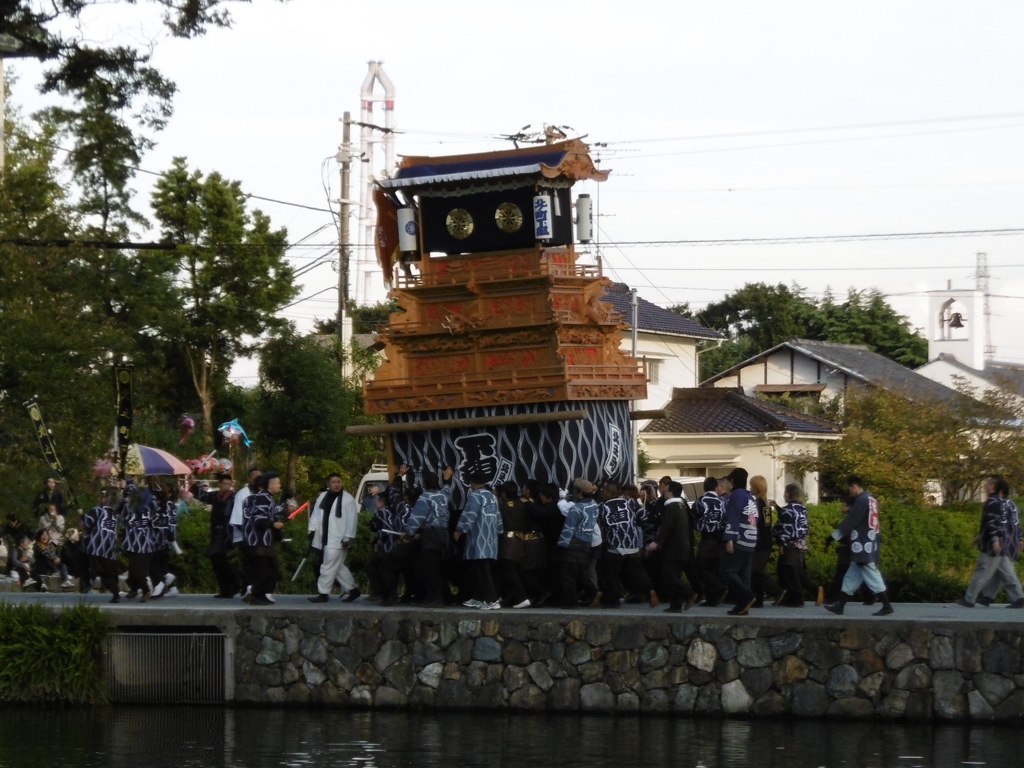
[646,481,697,613]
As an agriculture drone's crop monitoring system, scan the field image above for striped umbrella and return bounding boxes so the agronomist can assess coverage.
[122,444,192,476]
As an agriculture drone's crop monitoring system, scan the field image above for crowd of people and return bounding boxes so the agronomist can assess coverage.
[303,465,832,615]
[4,467,1022,615]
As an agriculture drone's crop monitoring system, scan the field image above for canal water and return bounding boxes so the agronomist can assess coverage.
[0,707,1014,768]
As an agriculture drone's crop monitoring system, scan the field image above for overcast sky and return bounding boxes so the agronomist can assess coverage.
[9,1,1024,379]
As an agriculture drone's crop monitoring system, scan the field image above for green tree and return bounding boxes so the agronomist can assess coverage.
[676,283,927,380]
[251,330,353,493]
[148,157,297,442]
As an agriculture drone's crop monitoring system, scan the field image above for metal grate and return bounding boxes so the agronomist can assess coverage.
[106,631,228,703]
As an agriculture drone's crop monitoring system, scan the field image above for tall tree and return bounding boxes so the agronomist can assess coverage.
[149,157,296,441]
[675,282,927,380]
[252,330,354,493]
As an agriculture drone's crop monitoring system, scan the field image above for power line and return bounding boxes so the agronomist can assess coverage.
[608,228,1024,247]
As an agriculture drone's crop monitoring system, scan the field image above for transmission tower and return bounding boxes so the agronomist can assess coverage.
[976,252,995,360]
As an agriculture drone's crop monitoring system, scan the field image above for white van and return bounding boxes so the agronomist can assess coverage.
[354,464,390,513]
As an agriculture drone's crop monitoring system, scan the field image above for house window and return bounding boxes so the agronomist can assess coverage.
[645,358,662,385]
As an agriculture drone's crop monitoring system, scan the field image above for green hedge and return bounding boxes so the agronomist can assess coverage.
[0,602,109,704]
[804,500,1003,603]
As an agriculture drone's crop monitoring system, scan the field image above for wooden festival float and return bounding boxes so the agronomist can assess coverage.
[351,139,648,502]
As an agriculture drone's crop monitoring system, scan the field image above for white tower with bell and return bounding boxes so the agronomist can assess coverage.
[926,286,985,370]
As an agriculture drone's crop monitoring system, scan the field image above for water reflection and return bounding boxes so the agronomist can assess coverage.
[0,707,1016,768]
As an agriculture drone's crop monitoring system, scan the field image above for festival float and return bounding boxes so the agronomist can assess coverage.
[352,139,647,503]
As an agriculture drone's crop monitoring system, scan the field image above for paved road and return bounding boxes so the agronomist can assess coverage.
[2,590,1023,626]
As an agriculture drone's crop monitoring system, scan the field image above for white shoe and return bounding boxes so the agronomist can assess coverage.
[119,572,128,581]
[266,594,275,603]
[165,586,179,597]
[512,599,531,609]
[152,581,166,597]
[462,599,483,608]
[480,601,501,610]
[146,577,153,593]
[23,578,37,588]
[61,579,74,589]
[163,573,176,587]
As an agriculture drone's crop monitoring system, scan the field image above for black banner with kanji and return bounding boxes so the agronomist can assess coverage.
[114,364,134,479]
[24,397,78,509]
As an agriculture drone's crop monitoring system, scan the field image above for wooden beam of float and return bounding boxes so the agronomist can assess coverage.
[346,409,590,435]
[629,409,666,421]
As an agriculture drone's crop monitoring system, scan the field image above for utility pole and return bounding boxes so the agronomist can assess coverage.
[337,113,353,373]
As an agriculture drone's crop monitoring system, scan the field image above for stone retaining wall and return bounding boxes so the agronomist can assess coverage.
[233,612,1024,720]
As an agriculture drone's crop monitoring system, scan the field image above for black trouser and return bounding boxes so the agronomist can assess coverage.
[416,527,449,606]
[498,558,528,605]
[659,556,696,609]
[467,559,498,604]
[90,555,121,595]
[558,543,591,607]
[252,549,280,599]
[695,538,725,601]
[210,551,241,597]
[126,551,152,594]
[597,551,653,606]
[751,549,780,602]
[721,547,755,608]
[777,547,817,605]
[149,549,171,589]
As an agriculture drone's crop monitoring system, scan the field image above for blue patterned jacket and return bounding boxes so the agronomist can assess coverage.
[456,487,503,560]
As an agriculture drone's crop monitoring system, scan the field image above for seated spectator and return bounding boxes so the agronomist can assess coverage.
[33,528,71,588]
[11,535,42,590]
[37,503,66,547]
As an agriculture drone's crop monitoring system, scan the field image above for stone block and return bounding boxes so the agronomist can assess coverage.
[687,638,718,673]
[300,636,329,666]
[857,671,886,702]
[446,637,473,665]
[605,649,639,673]
[826,664,859,698]
[549,678,581,709]
[715,658,741,684]
[481,619,500,637]
[983,642,1020,677]
[526,661,554,692]
[774,655,809,685]
[503,664,528,692]
[528,641,552,662]
[994,690,1024,719]
[374,639,406,671]
[838,627,873,650]
[695,683,723,715]
[825,697,874,718]
[282,662,300,686]
[643,622,670,641]
[751,690,787,716]
[617,691,640,711]
[932,670,966,719]
[790,681,828,717]
[325,617,355,645]
[613,624,646,650]
[721,679,753,714]
[973,671,1014,706]
[740,667,774,699]
[674,684,698,713]
[256,636,285,666]
[565,619,587,640]
[878,689,909,718]
[954,632,982,675]
[579,661,605,684]
[509,684,546,710]
[348,627,383,659]
[333,645,362,672]
[716,636,738,661]
[502,640,531,666]
[850,647,884,677]
[565,640,594,666]
[418,661,444,689]
[769,634,802,658]
[802,636,844,670]
[580,682,616,711]
[639,643,669,672]
[458,619,481,638]
[586,623,612,647]
[354,661,383,686]
[884,642,914,671]
[302,661,326,688]
[374,686,408,708]
[326,657,358,691]
[385,658,416,696]
[895,662,931,691]
[412,640,443,667]
[283,623,303,656]
[437,679,473,708]
[968,689,995,720]
[641,688,671,713]
[737,639,772,669]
